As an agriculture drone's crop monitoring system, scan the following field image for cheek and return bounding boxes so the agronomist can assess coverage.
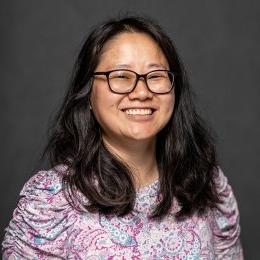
[90,85,122,123]
[163,95,175,119]
[91,85,110,112]
[90,86,105,121]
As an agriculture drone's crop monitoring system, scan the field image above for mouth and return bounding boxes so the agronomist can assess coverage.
[122,108,156,116]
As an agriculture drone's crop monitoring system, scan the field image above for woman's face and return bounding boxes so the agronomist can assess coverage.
[90,32,175,143]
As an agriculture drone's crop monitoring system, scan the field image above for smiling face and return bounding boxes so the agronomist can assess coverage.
[90,32,175,144]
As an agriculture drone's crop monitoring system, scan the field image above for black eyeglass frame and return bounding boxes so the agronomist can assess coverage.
[92,69,175,94]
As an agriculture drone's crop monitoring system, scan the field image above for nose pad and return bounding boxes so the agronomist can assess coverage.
[128,77,153,99]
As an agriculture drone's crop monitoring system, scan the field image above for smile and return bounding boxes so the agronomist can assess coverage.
[124,108,154,115]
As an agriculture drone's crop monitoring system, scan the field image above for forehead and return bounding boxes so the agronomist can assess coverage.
[97,32,168,69]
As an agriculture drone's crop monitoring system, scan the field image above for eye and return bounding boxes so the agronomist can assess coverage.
[149,75,163,79]
[110,71,133,80]
[117,75,130,79]
[148,72,167,80]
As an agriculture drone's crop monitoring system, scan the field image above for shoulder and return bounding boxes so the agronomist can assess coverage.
[2,164,79,259]
[210,167,243,259]
[213,167,241,220]
[20,164,68,199]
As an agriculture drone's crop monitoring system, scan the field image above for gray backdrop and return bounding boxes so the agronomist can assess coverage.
[1,1,259,258]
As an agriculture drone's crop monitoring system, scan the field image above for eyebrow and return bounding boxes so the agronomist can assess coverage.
[147,63,168,69]
[108,63,168,70]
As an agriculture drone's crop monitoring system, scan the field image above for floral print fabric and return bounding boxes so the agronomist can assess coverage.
[2,165,243,259]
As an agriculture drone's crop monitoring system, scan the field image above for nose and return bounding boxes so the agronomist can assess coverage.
[128,77,153,100]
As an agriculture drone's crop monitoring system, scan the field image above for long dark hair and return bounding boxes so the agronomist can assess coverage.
[43,16,220,220]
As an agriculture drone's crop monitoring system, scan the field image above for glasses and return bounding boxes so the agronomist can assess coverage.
[93,69,174,94]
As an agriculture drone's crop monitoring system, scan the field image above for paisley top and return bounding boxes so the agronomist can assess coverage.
[2,165,243,259]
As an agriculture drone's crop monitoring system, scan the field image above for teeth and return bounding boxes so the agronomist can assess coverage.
[125,108,153,115]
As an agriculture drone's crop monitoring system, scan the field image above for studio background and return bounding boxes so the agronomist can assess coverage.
[1,1,259,258]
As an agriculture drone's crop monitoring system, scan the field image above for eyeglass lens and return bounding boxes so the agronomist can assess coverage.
[108,70,173,94]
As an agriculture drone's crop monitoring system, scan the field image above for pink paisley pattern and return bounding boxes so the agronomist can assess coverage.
[2,165,243,259]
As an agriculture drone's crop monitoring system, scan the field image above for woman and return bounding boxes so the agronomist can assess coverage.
[2,16,243,259]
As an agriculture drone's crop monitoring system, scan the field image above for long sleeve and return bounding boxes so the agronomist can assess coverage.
[2,165,78,259]
[211,167,244,259]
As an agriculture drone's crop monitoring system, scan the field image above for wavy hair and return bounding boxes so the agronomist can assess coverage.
[43,16,220,220]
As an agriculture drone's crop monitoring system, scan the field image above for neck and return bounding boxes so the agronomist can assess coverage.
[102,134,159,188]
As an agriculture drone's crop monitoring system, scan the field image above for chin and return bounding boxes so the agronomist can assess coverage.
[126,132,157,141]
